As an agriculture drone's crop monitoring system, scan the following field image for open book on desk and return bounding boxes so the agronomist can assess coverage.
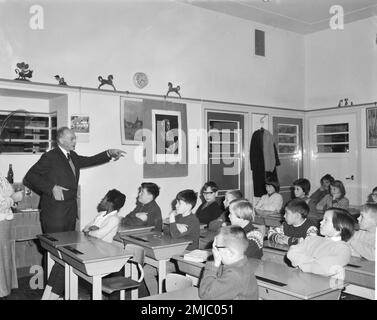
[184,249,211,263]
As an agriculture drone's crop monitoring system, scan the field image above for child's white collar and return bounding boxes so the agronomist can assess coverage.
[329,235,342,242]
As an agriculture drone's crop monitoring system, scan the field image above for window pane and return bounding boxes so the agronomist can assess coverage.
[278,124,297,134]
[278,135,297,144]
[317,144,349,153]
[317,134,349,143]
[317,123,348,134]
[278,145,297,154]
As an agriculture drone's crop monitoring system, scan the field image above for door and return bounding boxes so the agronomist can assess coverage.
[308,113,360,205]
[206,111,245,197]
[272,117,303,204]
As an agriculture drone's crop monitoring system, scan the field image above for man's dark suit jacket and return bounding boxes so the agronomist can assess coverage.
[24,147,110,233]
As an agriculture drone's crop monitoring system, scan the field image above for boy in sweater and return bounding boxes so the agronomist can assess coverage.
[144,189,200,295]
[121,182,162,231]
[268,198,318,246]
[348,203,376,261]
[287,208,355,279]
[227,199,263,259]
[199,225,258,300]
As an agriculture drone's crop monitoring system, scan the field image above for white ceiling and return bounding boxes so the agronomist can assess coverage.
[182,0,377,34]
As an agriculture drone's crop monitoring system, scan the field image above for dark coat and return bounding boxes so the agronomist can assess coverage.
[23,147,110,233]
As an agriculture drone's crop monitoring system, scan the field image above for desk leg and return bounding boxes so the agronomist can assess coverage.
[64,263,70,300]
[130,263,138,300]
[92,276,102,300]
[41,252,54,300]
[158,260,167,294]
[47,252,53,277]
[69,268,78,300]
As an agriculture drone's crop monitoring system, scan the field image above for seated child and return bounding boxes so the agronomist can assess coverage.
[348,203,377,261]
[287,208,355,279]
[309,174,335,207]
[228,199,263,259]
[83,189,126,243]
[199,225,258,300]
[268,198,318,246]
[195,181,223,225]
[316,180,349,211]
[254,178,283,213]
[208,189,243,231]
[121,182,162,231]
[292,178,317,216]
[367,186,377,204]
[144,189,200,295]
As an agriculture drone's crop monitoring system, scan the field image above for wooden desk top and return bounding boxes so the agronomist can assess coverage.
[118,231,192,250]
[173,255,346,300]
[346,257,375,276]
[140,287,200,300]
[263,240,289,253]
[59,238,131,263]
[255,209,281,218]
[37,231,90,247]
[117,225,154,235]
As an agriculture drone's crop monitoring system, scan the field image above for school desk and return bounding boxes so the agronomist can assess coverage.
[344,257,375,299]
[117,225,155,235]
[115,231,191,293]
[58,237,132,300]
[38,231,91,300]
[140,286,200,300]
[261,240,289,265]
[254,209,282,227]
[173,255,347,300]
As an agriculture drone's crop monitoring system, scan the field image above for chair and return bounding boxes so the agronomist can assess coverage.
[165,273,193,292]
[101,244,145,300]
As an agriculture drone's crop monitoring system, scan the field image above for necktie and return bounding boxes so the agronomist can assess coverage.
[67,153,76,178]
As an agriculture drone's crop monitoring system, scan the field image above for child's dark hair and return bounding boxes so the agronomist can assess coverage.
[328,207,355,241]
[218,225,249,254]
[330,180,346,197]
[106,189,126,211]
[293,178,311,195]
[320,174,335,185]
[141,182,160,199]
[265,178,280,193]
[367,186,377,203]
[176,189,198,209]
[285,198,310,218]
[202,181,219,193]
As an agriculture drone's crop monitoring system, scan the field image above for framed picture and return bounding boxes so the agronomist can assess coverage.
[152,109,182,163]
[120,97,144,145]
[366,106,377,148]
[71,115,89,133]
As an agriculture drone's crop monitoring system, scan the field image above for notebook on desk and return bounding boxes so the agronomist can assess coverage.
[184,249,211,263]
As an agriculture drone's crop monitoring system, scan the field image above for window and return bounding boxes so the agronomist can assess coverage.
[316,123,349,153]
[277,124,299,155]
[0,111,57,153]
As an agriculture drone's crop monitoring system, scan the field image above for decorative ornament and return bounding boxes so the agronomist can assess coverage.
[165,82,181,98]
[133,72,148,89]
[14,62,33,81]
[98,75,116,91]
[54,75,67,85]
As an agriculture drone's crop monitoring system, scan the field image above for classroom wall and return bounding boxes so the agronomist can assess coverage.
[305,17,377,110]
[304,16,377,202]
[0,0,305,109]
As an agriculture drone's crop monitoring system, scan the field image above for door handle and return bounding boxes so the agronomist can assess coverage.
[345,175,354,180]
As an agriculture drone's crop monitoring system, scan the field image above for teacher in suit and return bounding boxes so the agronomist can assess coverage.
[23,126,126,299]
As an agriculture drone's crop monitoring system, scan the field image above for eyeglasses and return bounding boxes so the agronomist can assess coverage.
[203,191,214,195]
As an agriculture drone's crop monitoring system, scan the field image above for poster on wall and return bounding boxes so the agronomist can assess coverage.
[152,109,182,163]
[120,97,144,145]
[366,106,377,148]
[71,114,89,142]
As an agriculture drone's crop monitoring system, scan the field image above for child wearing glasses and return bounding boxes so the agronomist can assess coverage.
[348,203,377,261]
[195,181,223,225]
[199,225,258,300]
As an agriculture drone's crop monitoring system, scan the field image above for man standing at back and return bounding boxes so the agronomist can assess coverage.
[23,126,126,299]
